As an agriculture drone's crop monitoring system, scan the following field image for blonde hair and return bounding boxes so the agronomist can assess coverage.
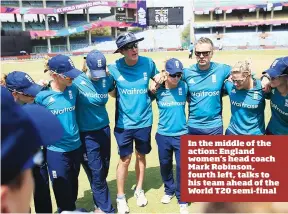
[195,37,214,49]
[0,74,8,86]
[231,59,252,77]
[44,55,51,73]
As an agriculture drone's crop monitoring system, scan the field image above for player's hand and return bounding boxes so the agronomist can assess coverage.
[261,76,271,93]
[153,72,167,84]
[38,79,49,86]
[149,80,160,94]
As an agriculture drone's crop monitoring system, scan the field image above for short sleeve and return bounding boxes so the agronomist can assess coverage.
[223,64,232,80]
[34,93,43,106]
[107,75,115,92]
[151,60,159,78]
[224,79,233,95]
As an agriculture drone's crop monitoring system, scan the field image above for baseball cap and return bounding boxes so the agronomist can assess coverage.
[263,56,288,78]
[1,87,63,185]
[86,50,107,78]
[165,58,184,75]
[47,54,82,78]
[6,71,43,97]
[114,32,144,54]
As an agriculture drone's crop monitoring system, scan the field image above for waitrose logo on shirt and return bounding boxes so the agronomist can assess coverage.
[51,106,76,115]
[119,88,148,95]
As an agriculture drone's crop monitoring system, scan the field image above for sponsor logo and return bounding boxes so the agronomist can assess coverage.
[97,59,102,68]
[212,74,216,83]
[271,101,288,115]
[159,101,186,107]
[102,79,106,88]
[285,99,288,107]
[80,92,108,99]
[191,91,220,97]
[143,72,147,81]
[51,106,76,115]
[231,100,258,109]
[48,97,55,104]
[25,74,34,83]
[175,60,180,68]
[161,91,170,96]
[179,87,183,95]
[68,90,73,99]
[52,171,57,178]
[117,75,125,81]
[253,91,259,100]
[188,79,195,84]
[119,88,147,95]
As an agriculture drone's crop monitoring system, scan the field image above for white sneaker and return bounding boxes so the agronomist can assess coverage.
[134,189,148,207]
[161,194,174,204]
[116,198,130,214]
[179,204,189,214]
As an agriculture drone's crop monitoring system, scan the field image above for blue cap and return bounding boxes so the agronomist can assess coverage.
[6,71,43,97]
[86,50,107,78]
[263,56,288,78]
[48,54,82,78]
[114,32,144,53]
[1,87,63,185]
[165,58,184,75]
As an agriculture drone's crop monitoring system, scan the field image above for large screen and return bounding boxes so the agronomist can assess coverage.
[146,7,184,26]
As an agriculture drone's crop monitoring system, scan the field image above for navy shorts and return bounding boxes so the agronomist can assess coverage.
[114,126,152,157]
[188,125,223,135]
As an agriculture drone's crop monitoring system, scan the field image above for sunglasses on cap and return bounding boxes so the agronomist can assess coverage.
[50,71,74,81]
[169,73,182,78]
[7,88,35,98]
[195,51,211,57]
[122,43,138,50]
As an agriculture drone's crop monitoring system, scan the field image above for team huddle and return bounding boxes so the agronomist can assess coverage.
[1,32,288,214]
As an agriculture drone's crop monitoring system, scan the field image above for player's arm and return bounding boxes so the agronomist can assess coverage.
[82,56,88,73]
[109,86,117,98]
[260,72,271,93]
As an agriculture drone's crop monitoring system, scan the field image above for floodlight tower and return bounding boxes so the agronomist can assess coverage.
[190,0,196,43]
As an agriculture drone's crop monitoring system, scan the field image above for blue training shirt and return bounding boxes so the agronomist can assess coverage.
[73,73,115,132]
[35,84,81,152]
[183,62,231,129]
[266,88,288,135]
[108,56,158,129]
[152,81,188,136]
[224,79,265,135]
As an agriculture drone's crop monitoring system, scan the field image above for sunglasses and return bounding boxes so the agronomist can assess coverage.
[169,73,182,78]
[60,74,73,81]
[195,51,211,57]
[231,76,248,84]
[13,90,34,97]
[122,43,138,50]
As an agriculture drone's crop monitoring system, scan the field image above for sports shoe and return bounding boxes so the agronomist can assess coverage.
[134,189,148,207]
[116,198,130,214]
[179,203,189,214]
[161,194,174,204]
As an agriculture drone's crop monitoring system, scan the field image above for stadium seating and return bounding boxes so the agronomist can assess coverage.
[195,31,288,49]
[1,1,19,7]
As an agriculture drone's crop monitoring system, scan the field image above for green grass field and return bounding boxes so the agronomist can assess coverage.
[1,49,287,213]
